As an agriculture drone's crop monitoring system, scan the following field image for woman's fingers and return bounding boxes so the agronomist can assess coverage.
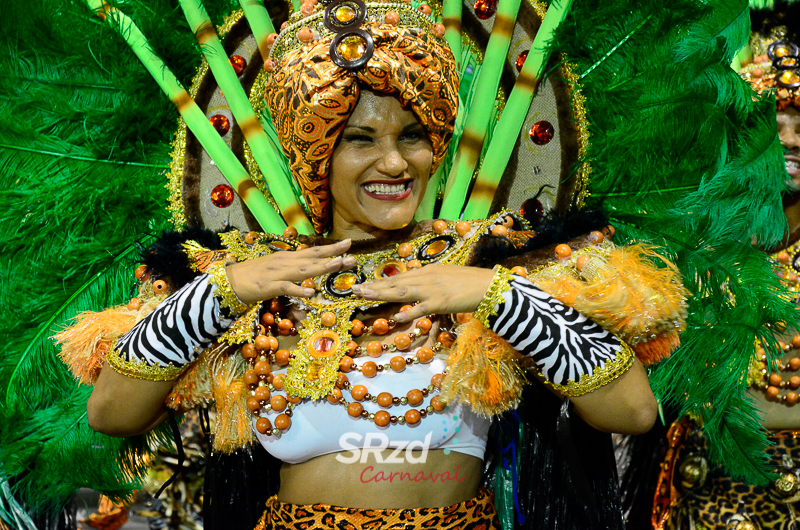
[279,281,316,298]
[297,238,352,258]
[393,302,430,323]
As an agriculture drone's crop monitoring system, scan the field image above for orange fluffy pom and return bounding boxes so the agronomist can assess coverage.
[533,243,688,366]
[441,317,526,417]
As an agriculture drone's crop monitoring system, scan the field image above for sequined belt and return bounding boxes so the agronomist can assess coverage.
[255,486,500,530]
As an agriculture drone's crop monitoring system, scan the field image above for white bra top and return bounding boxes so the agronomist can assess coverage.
[253,350,492,464]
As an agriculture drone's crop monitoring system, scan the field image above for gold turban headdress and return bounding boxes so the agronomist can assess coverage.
[264,1,459,233]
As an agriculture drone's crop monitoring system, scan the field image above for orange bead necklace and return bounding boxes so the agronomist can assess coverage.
[245,299,457,436]
[749,338,800,406]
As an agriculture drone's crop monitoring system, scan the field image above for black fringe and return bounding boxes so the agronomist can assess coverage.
[512,383,625,530]
[203,447,282,530]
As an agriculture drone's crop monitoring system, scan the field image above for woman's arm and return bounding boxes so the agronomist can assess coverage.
[88,241,355,437]
[353,264,658,434]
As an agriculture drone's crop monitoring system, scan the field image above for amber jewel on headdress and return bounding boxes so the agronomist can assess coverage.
[337,35,367,61]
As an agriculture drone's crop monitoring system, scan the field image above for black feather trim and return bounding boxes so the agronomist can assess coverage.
[472,208,609,268]
[138,224,234,289]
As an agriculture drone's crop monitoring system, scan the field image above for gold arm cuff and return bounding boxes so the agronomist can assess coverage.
[207,261,250,315]
[473,266,515,328]
[106,346,188,382]
[537,339,635,397]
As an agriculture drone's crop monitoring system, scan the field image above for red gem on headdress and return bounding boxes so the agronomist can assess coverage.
[516,50,528,73]
[474,0,497,19]
[229,55,247,75]
[529,120,554,145]
[210,184,235,208]
[521,198,543,225]
[209,114,230,135]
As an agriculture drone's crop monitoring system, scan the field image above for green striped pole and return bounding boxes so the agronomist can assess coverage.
[439,0,522,219]
[87,0,287,233]
[237,0,277,61]
[179,0,314,234]
[442,0,462,69]
[414,165,444,221]
[463,0,573,219]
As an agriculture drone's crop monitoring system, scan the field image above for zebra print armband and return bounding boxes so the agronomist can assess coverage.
[109,274,235,381]
[487,275,633,396]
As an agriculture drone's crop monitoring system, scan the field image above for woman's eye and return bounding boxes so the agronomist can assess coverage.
[343,134,373,144]
[400,131,424,142]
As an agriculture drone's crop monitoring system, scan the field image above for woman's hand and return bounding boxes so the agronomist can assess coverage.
[226,240,357,304]
[351,265,496,322]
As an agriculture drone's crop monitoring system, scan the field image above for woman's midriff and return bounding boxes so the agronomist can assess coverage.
[277,449,483,508]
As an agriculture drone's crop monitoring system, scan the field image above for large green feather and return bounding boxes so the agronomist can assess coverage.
[550,0,798,483]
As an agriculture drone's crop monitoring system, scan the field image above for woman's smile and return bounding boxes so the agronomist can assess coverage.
[361,179,414,200]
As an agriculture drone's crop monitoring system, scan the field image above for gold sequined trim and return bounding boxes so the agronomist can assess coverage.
[207,262,251,315]
[536,338,634,397]
[473,266,514,328]
[106,346,188,382]
[219,304,261,346]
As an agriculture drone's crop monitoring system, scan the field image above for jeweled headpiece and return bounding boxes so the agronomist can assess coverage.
[263,1,459,233]
[740,28,800,111]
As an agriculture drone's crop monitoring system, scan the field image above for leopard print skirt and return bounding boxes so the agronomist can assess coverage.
[255,487,500,530]
[653,417,800,530]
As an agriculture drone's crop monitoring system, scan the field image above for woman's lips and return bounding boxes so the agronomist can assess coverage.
[361,180,413,201]
[787,155,800,177]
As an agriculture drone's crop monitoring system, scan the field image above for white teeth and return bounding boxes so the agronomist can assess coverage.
[363,182,407,195]
[787,160,800,172]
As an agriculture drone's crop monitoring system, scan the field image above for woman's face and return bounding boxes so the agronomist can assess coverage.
[328,90,433,239]
[778,106,800,187]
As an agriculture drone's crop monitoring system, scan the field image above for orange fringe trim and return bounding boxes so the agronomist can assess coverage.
[534,243,688,366]
[209,354,255,452]
[441,317,526,417]
[53,291,162,384]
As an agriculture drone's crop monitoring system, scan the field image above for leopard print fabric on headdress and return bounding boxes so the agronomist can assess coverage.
[265,23,458,233]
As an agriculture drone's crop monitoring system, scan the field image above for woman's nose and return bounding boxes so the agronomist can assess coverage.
[376,145,409,176]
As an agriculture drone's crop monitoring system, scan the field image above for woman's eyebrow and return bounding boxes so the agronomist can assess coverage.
[343,125,376,132]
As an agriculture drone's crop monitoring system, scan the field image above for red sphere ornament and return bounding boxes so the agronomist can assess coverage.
[474,0,497,19]
[229,55,247,75]
[529,120,554,145]
[209,114,231,135]
[210,184,235,208]
[515,50,528,72]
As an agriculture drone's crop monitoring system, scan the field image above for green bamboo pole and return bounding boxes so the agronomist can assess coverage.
[439,0,522,219]
[179,0,314,234]
[415,165,443,221]
[237,0,277,61]
[442,0,462,69]
[87,0,287,233]
[462,0,573,219]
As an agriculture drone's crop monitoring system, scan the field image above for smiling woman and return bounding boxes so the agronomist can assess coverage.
[82,1,668,527]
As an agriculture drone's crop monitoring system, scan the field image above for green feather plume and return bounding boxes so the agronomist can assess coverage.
[551,0,798,484]
[0,0,236,516]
